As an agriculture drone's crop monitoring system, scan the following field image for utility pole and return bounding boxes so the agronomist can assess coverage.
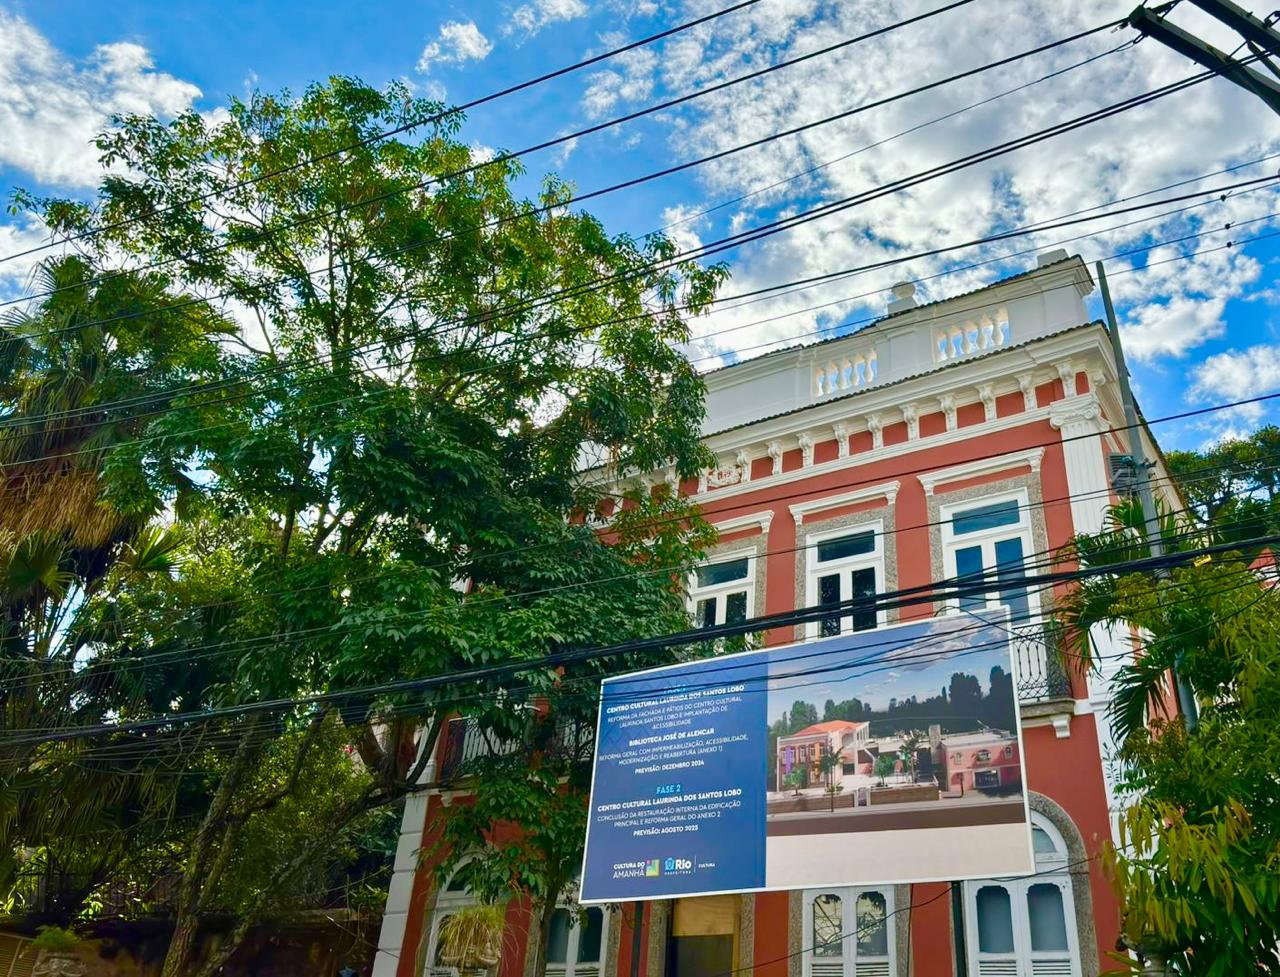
[1129,0,1280,116]
[1096,261,1199,729]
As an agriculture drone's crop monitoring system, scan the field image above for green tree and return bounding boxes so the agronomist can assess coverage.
[0,256,232,914]
[1063,505,1280,975]
[873,753,896,787]
[898,730,924,782]
[1166,427,1280,549]
[787,700,819,733]
[17,76,724,977]
[816,750,843,812]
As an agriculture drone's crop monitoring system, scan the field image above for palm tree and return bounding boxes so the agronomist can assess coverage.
[899,730,924,782]
[1058,500,1210,744]
[1,255,230,914]
[817,750,843,811]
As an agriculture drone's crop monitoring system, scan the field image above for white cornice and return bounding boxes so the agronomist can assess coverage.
[789,481,901,525]
[919,447,1046,497]
[690,405,1059,502]
[701,325,1111,453]
[710,509,775,536]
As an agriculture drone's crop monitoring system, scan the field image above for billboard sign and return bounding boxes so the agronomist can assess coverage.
[579,612,1033,902]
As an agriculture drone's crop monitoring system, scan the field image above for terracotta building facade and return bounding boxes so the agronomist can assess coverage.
[374,253,1174,977]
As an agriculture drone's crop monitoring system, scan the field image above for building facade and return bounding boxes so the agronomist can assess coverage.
[374,252,1175,977]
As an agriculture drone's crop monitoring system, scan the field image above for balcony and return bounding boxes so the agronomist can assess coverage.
[1012,623,1072,704]
[434,715,595,785]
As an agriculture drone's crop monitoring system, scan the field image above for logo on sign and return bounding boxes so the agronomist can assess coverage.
[664,857,694,874]
[644,859,661,877]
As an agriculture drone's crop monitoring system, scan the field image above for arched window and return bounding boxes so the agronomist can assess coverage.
[963,814,1081,976]
[802,887,894,977]
[426,863,481,977]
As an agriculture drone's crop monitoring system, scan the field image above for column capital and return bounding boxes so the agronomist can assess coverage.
[1049,393,1103,432]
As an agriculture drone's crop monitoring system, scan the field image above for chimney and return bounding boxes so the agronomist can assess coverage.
[928,724,942,749]
[888,280,918,313]
[1036,248,1069,268]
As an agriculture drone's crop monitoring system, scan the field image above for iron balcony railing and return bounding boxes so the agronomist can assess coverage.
[1011,622,1072,703]
[435,715,595,784]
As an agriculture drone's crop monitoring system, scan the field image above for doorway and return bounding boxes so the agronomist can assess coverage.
[668,896,740,977]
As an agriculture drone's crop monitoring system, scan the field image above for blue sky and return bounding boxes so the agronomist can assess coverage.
[6,0,1280,449]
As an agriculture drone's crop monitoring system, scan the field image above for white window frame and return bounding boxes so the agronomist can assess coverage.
[963,813,1082,977]
[939,489,1039,623]
[687,548,756,627]
[545,903,612,977]
[425,862,479,977]
[802,886,896,977]
[804,520,886,639]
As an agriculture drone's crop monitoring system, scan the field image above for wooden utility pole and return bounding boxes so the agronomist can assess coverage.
[1129,0,1280,116]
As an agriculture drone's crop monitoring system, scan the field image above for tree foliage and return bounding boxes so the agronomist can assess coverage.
[1061,505,1280,975]
[5,75,726,976]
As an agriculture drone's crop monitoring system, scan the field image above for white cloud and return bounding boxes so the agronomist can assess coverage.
[552,135,580,167]
[1190,345,1280,403]
[0,9,202,188]
[582,47,657,118]
[416,21,493,73]
[590,0,1280,373]
[506,0,590,38]
[0,217,54,299]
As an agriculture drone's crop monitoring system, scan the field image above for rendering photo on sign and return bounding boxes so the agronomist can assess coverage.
[579,612,1033,902]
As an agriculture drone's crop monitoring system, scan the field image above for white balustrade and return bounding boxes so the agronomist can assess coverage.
[933,307,1011,363]
[813,348,879,398]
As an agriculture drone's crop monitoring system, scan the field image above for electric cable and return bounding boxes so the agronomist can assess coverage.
[0,446,1261,694]
[0,17,1124,311]
[0,0,986,281]
[5,165,1273,447]
[3,47,1219,368]
[4,376,1276,696]
[0,0,770,266]
[8,525,1275,747]
[6,372,1274,691]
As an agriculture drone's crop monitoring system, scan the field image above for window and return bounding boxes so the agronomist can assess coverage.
[976,749,991,763]
[688,554,754,629]
[802,888,894,977]
[546,906,609,977]
[806,523,884,638]
[426,864,481,977]
[963,814,1081,976]
[941,492,1037,623]
[1003,745,1014,759]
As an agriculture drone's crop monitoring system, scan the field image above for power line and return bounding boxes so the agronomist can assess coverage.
[1,443,1261,692]
[0,0,768,267]
[5,164,1271,446]
[7,362,1274,687]
[4,319,1279,682]
[1,17,1124,311]
[32,538,1270,763]
[10,526,1277,746]
[0,0,987,300]
[4,45,1216,372]
[653,36,1137,236]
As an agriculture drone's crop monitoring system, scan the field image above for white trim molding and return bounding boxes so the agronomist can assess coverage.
[919,447,1046,496]
[789,481,901,525]
[711,509,776,536]
[1048,392,1103,431]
